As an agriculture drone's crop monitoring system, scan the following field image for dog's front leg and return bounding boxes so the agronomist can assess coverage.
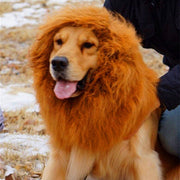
[131,150,162,180]
[66,147,95,180]
[42,150,69,180]
[127,113,162,180]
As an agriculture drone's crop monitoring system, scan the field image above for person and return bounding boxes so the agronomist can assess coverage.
[0,107,4,131]
[104,0,180,158]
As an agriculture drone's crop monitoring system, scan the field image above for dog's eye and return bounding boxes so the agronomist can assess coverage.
[82,42,94,49]
[56,39,63,45]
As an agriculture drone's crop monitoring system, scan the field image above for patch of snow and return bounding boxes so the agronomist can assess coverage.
[6,59,21,65]
[47,0,95,5]
[71,0,96,2]
[12,2,29,10]
[0,84,36,112]
[1,0,20,2]
[47,0,68,5]
[9,84,29,88]
[4,165,15,176]
[74,0,94,1]
[30,6,47,18]
[31,4,42,9]
[0,6,47,29]
[0,68,11,75]
[0,0,101,29]
[0,12,37,28]
[26,104,40,113]
[0,133,49,157]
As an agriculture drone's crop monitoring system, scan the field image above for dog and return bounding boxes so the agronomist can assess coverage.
[29,6,180,180]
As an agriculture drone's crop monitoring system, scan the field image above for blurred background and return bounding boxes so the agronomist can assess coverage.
[0,0,167,179]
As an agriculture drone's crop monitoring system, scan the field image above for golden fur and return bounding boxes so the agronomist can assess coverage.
[29,6,179,180]
[49,26,99,82]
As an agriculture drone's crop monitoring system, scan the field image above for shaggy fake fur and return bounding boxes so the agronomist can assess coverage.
[29,6,179,180]
[30,6,158,152]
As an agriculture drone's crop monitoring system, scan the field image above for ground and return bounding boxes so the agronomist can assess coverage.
[0,0,168,179]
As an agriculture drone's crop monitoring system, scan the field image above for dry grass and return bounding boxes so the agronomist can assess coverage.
[1,148,47,180]
[0,27,36,43]
[3,110,45,135]
[0,26,36,84]
[0,18,45,179]
[0,109,46,179]
[0,2,13,15]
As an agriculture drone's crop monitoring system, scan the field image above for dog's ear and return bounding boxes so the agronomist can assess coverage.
[29,30,54,71]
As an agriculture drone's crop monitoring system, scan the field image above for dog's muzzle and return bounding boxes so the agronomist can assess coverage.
[51,56,89,99]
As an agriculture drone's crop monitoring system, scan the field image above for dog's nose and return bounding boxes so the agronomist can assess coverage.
[51,56,69,71]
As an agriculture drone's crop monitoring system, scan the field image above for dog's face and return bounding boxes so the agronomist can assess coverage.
[49,26,99,99]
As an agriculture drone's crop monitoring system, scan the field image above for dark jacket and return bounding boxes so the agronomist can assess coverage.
[104,0,180,110]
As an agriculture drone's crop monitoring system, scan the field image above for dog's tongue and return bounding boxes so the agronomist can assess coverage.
[54,80,77,99]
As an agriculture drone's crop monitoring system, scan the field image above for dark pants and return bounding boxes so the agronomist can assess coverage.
[159,105,180,158]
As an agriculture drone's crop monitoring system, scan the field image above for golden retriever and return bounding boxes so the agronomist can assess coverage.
[29,6,180,180]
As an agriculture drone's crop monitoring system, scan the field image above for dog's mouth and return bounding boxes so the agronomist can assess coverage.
[54,74,88,100]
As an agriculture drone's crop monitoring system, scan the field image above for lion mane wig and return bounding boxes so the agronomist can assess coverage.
[29,6,159,153]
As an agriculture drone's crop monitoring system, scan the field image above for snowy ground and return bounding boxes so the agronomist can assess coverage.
[0,0,166,179]
[0,83,37,112]
[0,133,49,177]
[0,0,102,29]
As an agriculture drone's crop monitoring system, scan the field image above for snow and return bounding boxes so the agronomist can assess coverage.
[0,0,97,29]
[12,2,29,9]
[0,1,51,29]
[0,0,71,29]
[26,104,40,112]
[0,69,11,75]
[7,60,21,65]
[1,0,20,2]
[47,0,68,5]
[0,12,37,28]
[0,133,49,179]
[4,165,15,177]
[0,133,49,157]
[0,6,47,29]
[0,84,37,112]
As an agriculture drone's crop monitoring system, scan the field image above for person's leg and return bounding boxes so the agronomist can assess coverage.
[159,105,180,158]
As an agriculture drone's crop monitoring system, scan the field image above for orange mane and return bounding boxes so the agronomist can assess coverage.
[29,6,159,152]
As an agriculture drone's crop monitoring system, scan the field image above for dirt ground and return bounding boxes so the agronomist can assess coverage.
[0,0,167,179]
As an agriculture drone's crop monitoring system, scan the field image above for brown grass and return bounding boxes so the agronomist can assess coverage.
[0,26,37,84]
[1,148,48,180]
[0,2,12,15]
[3,110,45,135]
[0,27,36,43]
